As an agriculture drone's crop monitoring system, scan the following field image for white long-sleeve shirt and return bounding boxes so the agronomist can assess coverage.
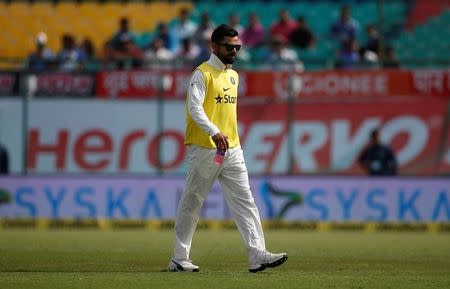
[187,53,231,137]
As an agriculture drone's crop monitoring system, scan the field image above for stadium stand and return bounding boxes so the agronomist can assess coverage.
[0,1,193,60]
[395,10,450,67]
[407,0,448,28]
[0,0,448,70]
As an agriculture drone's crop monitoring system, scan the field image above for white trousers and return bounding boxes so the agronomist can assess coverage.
[173,145,266,261]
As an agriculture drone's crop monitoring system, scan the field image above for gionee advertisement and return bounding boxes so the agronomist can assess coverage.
[95,69,450,99]
[0,99,448,175]
[0,176,448,222]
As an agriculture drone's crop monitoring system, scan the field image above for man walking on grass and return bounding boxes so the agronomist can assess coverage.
[168,24,288,273]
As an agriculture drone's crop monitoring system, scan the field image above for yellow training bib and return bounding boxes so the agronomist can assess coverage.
[185,62,240,149]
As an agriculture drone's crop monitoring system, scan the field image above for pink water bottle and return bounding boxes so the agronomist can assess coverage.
[214,148,226,165]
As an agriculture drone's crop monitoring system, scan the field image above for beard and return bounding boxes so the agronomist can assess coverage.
[219,53,237,64]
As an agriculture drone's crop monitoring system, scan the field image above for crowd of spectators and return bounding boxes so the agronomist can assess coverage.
[25,5,400,72]
[26,31,98,71]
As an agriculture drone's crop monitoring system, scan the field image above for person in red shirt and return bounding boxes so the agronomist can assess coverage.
[270,9,298,42]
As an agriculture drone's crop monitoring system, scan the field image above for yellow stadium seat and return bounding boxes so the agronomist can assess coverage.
[102,2,123,18]
[123,2,148,14]
[31,2,55,17]
[8,2,32,16]
[79,2,102,17]
[0,1,194,58]
[0,2,7,16]
[55,2,78,17]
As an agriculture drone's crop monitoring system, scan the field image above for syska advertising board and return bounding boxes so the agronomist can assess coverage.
[0,176,448,222]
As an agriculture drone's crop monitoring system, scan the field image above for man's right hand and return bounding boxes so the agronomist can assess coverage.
[212,132,229,151]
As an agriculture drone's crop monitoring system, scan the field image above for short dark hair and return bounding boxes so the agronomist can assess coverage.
[211,24,238,43]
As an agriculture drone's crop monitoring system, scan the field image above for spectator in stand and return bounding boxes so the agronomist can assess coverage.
[335,38,360,69]
[241,12,265,48]
[58,33,83,71]
[26,32,55,71]
[360,24,380,56]
[229,13,244,35]
[191,12,216,65]
[259,35,303,71]
[154,22,175,52]
[104,32,144,69]
[227,12,250,61]
[109,17,138,50]
[193,12,215,47]
[382,46,401,68]
[359,24,381,66]
[330,5,359,47]
[176,37,200,62]
[172,8,198,52]
[104,18,144,69]
[289,16,315,49]
[79,37,99,71]
[194,38,212,67]
[358,129,397,176]
[145,37,175,64]
[270,9,298,43]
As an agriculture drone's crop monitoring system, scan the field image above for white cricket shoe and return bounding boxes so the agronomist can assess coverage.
[168,259,200,272]
[248,250,288,273]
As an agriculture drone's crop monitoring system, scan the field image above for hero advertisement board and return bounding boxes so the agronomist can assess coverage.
[0,99,448,175]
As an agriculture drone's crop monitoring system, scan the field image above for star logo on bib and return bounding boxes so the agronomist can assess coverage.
[215,94,222,104]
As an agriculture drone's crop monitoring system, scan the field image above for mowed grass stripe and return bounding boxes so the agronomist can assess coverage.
[0,230,449,289]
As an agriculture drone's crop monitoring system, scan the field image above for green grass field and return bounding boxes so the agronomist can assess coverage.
[0,229,449,289]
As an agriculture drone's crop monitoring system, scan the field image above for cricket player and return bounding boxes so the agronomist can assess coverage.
[168,24,288,273]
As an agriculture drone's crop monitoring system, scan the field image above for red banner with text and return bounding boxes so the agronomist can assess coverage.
[0,72,16,96]
[0,98,447,175]
[237,100,449,175]
[95,69,450,100]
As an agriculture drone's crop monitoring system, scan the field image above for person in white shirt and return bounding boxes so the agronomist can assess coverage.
[145,38,174,65]
[172,8,198,52]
